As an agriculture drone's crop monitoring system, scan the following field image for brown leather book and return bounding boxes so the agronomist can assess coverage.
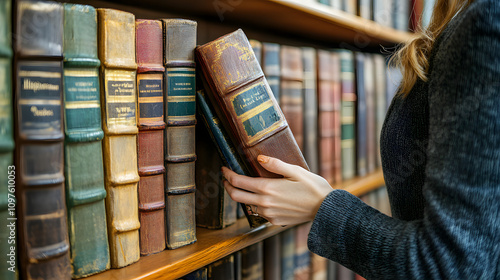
[162,19,197,249]
[196,29,308,179]
[136,19,166,256]
[97,8,140,267]
[14,1,71,279]
[280,45,304,151]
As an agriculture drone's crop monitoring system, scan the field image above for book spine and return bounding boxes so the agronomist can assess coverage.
[241,242,264,280]
[196,90,267,228]
[97,8,140,268]
[0,1,16,279]
[180,268,208,280]
[249,39,262,65]
[331,51,343,184]
[14,1,71,279]
[280,46,304,151]
[294,223,311,280]
[339,50,356,180]
[135,19,166,256]
[163,19,197,249]
[355,53,367,177]
[281,228,296,280]
[301,47,318,174]
[264,234,282,280]
[373,55,387,168]
[208,255,235,280]
[63,4,110,278]
[196,29,308,179]
[364,55,376,173]
[262,43,281,103]
[317,50,335,184]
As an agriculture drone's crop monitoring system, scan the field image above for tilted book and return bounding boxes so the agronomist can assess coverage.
[162,18,197,249]
[280,45,304,151]
[97,8,140,267]
[62,4,110,277]
[0,1,16,279]
[136,19,166,256]
[14,1,71,279]
[196,29,308,179]
[196,90,267,228]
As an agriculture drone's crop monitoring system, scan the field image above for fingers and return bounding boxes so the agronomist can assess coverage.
[221,167,268,193]
[223,179,260,206]
[257,155,306,179]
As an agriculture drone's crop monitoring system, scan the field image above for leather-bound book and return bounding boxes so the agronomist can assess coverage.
[62,4,110,277]
[195,99,237,229]
[136,19,166,256]
[180,268,208,280]
[197,90,266,228]
[355,53,367,177]
[294,223,311,280]
[301,47,318,174]
[208,255,235,280]
[281,228,296,280]
[373,55,387,168]
[97,8,140,267]
[310,253,328,280]
[338,50,356,180]
[264,234,281,280]
[196,29,308,179]
[162,19,197,249]
[0,1,16,279]
[14,1,71,279]
[317,50,335,184]
[280,45,304,150]
[241,242,264,280]
[364,54,376,173]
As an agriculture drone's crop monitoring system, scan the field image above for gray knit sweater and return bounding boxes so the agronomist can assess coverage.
[307,0,500,279]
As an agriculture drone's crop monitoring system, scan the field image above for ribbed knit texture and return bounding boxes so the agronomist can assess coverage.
[308,0,500,279]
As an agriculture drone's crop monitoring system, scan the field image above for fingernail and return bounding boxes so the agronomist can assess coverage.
[257,155,269,164]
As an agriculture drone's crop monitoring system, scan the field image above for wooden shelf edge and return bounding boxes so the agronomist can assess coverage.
[334,169,385,197]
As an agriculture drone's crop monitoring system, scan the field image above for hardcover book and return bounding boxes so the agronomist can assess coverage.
[0,1,16,279]
[196,29,309,179]
[196,90,267,228]
[355,53,367,177]
[294,223,311,280]
[97,8,140,268]
[208,255,235,280]
[180,268,208,280]
[364,55,376,173]
[262,43,281,102]
[264,234,281,280]
[241,242,264,280]
[250,39,262,65]
[281,228,296,280]
[301,47,318,174]
[63,4,110,277]
[14,1,71,279]
[338,50,356,180]
[373,55,387,167]
[163,18,197,249]
[136,19,166,256]
[280,45,304,150]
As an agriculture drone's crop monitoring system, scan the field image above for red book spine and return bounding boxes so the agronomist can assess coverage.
[135,19,166,255]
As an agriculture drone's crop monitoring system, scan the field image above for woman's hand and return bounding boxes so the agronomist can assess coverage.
[222,155,333,226]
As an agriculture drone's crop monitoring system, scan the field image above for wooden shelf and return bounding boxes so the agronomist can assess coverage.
[86,170,384,280]
[107,0,416,48]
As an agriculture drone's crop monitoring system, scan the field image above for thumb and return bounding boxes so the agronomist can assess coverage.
[257,155,304,179]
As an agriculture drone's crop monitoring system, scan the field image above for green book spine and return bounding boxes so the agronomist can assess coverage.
[63,4,110,278]
[0,2,16,279]
[338,50,356,180]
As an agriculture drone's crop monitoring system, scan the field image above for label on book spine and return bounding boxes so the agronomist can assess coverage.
[166,68,195,121]
[104,70,137,128]
[18,62,62,135]
[138,73,163,123]
[229,82,282,144]
[64,68,101,131]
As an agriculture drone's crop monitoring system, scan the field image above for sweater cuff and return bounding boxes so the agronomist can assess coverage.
[307,189,365,264]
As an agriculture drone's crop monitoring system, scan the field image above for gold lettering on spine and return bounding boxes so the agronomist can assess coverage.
[30,106,54,116]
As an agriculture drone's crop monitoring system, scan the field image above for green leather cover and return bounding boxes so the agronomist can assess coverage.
[63,4,110,278]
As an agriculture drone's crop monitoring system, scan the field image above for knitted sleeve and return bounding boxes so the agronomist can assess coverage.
[307,1,500,279]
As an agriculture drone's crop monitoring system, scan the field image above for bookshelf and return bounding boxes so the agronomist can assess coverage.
[86,169,385,280]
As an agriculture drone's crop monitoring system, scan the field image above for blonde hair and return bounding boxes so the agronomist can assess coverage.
[392,0,474,96]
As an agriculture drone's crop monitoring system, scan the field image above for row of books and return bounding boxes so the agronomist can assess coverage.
[182,186,391,280]
[315,0,436,32]
[0,1,400,280]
